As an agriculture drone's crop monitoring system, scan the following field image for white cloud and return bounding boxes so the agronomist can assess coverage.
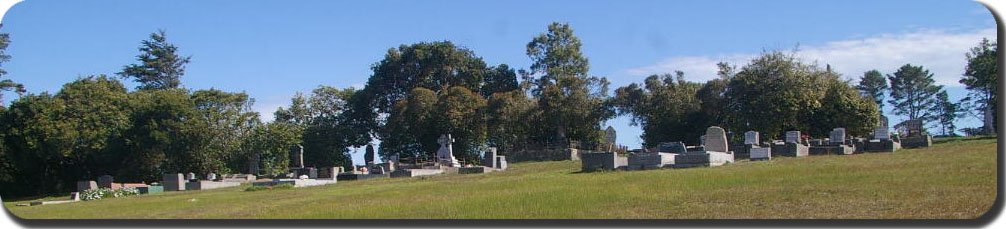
[623,28,996,87]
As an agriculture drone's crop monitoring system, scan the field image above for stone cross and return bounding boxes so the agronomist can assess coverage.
[785,131,801,144]
[436,134,460,167]
[705,126,729,152]
[744,131,760,145]
[830,128,846,144]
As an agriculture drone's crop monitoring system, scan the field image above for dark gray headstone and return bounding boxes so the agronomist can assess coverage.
[97,175,114,189]
[76,180,97,192]
[657,142,688,154]
[830,128,846,144]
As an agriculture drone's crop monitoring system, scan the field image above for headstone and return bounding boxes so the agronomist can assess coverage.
[699,135,707,146]
[97,175,114,189]
[496,156,508,170]
[70,192,80,201]
[206,173,217,181]
[785,131,801,144]
[365,144,376,165]
[656,142,687,154]
[704,126,728,152]
[436,134,461,167]
[76,180,98,192]
[984,106,995,134]
[874,127,890,140]
[879,115,889,128]
[186,172,196,181]
[830,128,846,144]
[482,147,498,168]
[248,153,261,174]
[744,131,760,145]
[390,154,399,164]
[163,173,186,191]
[293,144,305,168]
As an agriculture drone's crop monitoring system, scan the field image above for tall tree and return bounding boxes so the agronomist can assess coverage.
[526,22,614,148]
[887,64,942,123]
[856,70,888,110]
[0,25,25,105]
[960,38,997,133]
[933,90,963,136]
[118,30,191,91]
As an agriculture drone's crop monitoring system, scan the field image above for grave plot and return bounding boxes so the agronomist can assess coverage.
[809,128,856,155]
[772,131,809,157]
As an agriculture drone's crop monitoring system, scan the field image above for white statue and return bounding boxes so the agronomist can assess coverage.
[436,134,461,167]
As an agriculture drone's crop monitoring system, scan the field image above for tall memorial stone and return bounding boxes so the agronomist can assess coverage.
[293,144,305,168]
[436,134,461,167]
[705,126,729,152]
[248,153,261,174]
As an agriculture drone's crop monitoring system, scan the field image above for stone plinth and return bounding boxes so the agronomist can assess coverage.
[580,152,627,172]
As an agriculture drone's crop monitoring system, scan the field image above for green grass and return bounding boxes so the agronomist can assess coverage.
[3,137,997,219]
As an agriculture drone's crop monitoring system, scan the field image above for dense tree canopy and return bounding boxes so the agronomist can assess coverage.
[614,72,704,147]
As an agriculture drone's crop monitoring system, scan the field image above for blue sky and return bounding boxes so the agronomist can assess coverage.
[0,0,996,165]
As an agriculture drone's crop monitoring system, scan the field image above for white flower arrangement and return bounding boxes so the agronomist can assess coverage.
[80,187,140,201]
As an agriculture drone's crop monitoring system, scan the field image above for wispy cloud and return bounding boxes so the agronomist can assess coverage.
[623,28,996,87]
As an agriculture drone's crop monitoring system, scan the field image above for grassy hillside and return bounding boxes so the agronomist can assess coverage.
[3,137,997,219]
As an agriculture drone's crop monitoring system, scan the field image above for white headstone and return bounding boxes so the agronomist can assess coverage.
[705,126,729,152]
[186,172,196,180]
[436,134,461,167]
[744,131,760,145]
[785,131,801,144]
[830,128,846,144]
[206,173,217,181]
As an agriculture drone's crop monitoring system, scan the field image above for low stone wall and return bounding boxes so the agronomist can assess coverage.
[504,148,579,163]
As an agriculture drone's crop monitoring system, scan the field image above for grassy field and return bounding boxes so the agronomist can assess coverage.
[3,137,998,219]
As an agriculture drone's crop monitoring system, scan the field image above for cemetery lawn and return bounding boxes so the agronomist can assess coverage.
[3,137,997,219]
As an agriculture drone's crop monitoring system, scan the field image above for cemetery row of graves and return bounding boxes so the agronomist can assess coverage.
[18,112,931,207]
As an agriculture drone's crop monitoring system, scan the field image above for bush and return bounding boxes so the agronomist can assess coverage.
[245,183,295,192]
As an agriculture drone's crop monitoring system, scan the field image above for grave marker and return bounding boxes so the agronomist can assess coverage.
[744,131,760,145]
[830,128,846,144]
[785,131,801,144]
[97,175,114,189]
[705,126,729,152]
